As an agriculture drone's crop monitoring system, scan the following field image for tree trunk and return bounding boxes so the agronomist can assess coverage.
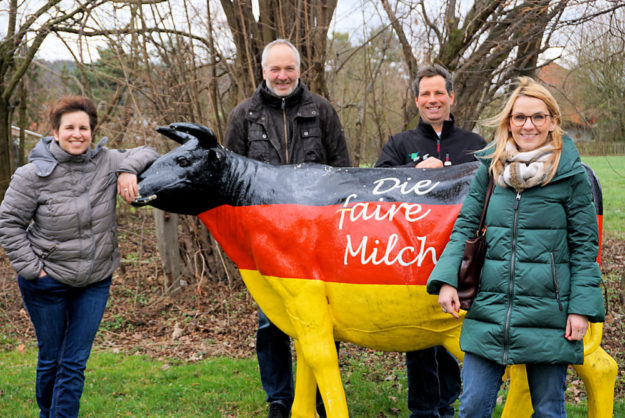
[0,99,12,201]
[18,78,27,168]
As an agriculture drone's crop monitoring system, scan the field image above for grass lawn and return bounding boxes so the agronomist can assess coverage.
[582,155,625,238]
[1,348,266,417]
[1,348,408,416]
[2,348,623,417]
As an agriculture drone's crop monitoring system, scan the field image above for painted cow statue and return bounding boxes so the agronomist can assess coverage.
[133,123,616,418]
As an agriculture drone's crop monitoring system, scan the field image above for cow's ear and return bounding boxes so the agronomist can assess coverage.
[169,123,219,150]
[208,148,225,164]
[156,126,193,145]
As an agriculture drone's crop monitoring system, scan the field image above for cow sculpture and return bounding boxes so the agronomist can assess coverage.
[133,123,617,418]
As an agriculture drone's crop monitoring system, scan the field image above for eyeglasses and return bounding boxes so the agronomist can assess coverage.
[509,113,552,127]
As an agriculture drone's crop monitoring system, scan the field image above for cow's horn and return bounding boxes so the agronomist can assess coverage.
[133,194,157,205]
[169,122,219,149]
[156,126,194,145]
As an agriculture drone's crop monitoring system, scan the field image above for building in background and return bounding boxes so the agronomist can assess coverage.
[538,62,597,143]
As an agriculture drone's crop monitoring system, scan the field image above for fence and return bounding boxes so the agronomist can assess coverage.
[576,141,625,156]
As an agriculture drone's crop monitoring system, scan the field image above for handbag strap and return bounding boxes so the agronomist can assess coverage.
[476,174,495,237]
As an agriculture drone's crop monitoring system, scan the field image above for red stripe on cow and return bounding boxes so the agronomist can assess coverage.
[199,202,461,286]
[597,215,603,265]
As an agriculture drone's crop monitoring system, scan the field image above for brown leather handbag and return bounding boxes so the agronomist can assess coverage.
[457,175,495,310]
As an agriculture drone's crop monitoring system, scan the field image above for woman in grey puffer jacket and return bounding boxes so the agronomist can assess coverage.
[0,96,158,417]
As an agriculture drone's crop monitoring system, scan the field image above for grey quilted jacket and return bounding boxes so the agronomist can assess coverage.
[0,136,159,286]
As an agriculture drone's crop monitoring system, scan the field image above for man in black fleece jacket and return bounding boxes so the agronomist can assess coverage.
[376,64,486,418]
[376,66,485,170]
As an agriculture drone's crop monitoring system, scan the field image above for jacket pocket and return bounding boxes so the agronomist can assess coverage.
[550,252,563,311]
[247,125,273,162]
[34,243,59,261]
[43,243,59,261]
[299,126,326,163]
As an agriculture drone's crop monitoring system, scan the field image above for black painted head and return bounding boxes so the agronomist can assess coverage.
[133,122,228,215]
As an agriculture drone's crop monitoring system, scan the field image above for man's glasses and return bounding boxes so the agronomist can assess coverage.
[509,113,552,127]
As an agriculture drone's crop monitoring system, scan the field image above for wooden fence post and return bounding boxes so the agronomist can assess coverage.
[154,208,182,294]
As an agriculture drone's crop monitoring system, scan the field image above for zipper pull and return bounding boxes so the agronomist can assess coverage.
[444,153,451,166]
[553,272,563,311]
[555,287,563,311]
[514,192,521,210]
[281,98,286,110]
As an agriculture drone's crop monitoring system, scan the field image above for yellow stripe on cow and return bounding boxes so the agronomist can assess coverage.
[240,268,465,357]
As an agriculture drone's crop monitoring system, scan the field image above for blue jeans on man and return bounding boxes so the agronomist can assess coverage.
[460,352,568,418]
[18,274,111,418]
[257,308,294,409]
[407,346,461,417]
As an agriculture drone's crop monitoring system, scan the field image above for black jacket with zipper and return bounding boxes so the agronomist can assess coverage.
[375,117,486,167]
[224,81,351,167]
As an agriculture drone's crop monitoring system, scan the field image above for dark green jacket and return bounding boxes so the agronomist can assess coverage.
[427,137,604,365]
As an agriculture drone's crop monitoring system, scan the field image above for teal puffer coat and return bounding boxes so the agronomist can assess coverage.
[427,137,604,365]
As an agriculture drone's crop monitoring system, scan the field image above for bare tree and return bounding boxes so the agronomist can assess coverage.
[327,27,407,166]
[568,8,625,143]
[379,0,625,131]
[78,1,238,291]
[219,0,338,98]
[0,0,112,200]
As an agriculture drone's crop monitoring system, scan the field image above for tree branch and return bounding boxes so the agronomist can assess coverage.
[419,0,443,46]
[380,0,418,79]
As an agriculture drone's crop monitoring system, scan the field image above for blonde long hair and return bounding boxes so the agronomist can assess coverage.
[483,77,563,185]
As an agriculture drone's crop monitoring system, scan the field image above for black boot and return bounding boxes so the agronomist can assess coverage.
[268,401,289,418]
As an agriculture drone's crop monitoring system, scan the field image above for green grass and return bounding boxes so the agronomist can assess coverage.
[581,156,625,239]
[0,348,265,417]
[2,348,624,416]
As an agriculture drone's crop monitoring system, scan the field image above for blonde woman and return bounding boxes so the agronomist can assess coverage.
[427,77,604,417]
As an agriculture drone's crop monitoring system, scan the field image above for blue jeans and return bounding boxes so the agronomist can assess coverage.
[406,346,461,417]
[256,308,338,416]
[460,352,568,418]
[257,308,294,408]
[18,274,111,418]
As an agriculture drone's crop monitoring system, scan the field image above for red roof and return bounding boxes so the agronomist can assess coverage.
[537,62,596,127]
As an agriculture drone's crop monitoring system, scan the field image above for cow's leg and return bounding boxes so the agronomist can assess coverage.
[572,323,618,418]
[440,333,464,361]
[293,332,347,418]
[501,365,533,418]
[292,340,319,417]
[286,289,348,418]
[572,347,617,418]
[503,347,617,418]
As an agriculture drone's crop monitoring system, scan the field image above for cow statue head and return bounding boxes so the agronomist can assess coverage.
[133,122,228,215]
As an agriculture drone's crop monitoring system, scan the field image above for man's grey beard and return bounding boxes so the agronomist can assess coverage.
[268,79,300,97]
